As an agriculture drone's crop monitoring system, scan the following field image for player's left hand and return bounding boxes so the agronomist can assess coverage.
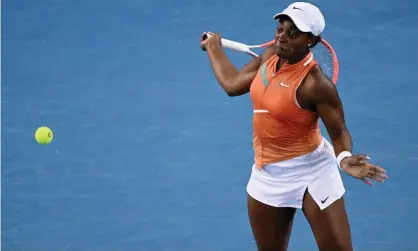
[340,154,388,185]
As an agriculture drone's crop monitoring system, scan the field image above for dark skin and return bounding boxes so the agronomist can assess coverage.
[201,17,388,251]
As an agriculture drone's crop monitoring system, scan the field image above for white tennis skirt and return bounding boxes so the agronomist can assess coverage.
[246,137,345,210]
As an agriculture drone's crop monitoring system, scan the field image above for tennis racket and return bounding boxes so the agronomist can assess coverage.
[202,33,339,84]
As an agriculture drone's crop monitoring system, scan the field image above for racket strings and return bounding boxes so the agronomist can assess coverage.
[312,43,336,83]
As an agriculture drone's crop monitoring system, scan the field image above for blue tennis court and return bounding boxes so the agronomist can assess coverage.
[2,0,417,250]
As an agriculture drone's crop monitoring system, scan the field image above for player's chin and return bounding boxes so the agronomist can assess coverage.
[275,47,292,58]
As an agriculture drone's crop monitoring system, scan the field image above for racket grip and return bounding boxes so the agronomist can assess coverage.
[221,39,251,53]
[204,33,250,53]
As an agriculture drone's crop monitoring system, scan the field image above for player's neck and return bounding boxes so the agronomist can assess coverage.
[286,49,310,64]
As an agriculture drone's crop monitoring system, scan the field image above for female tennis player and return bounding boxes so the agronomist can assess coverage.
[200,2,387,251]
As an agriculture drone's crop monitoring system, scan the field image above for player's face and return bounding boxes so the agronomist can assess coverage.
[274,17,312,60]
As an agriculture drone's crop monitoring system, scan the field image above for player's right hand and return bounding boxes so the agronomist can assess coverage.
[200,32,222,51]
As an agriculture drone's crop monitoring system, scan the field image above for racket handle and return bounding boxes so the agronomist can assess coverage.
[203,33,250,54]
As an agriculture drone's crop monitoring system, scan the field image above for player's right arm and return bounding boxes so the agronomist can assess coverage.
[201,33,275,96]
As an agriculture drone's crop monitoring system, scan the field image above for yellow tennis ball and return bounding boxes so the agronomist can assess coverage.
[35,126,53,144]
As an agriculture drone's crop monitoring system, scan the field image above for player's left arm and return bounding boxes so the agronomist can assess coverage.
[305,68,352,156]
[303,67,387,185]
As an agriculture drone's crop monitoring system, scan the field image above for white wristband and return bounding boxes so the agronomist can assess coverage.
[336,151,352,169]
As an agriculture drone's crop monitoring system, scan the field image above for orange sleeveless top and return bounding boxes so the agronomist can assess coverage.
[250,52,322,169]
